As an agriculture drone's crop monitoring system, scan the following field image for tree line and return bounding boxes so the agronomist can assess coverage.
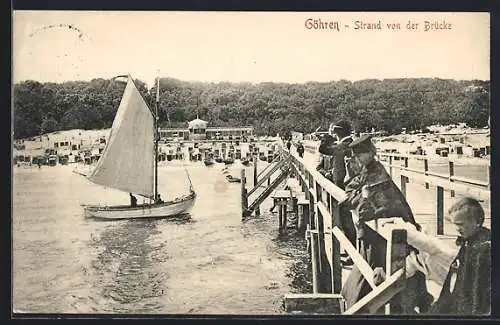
[13,77,490,140]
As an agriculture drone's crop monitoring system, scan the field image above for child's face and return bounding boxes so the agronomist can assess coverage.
[450,210,479,238]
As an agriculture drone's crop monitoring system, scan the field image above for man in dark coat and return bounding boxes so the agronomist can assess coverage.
[130,193,137,207]
[341,134,432,314]
[316,134,335,179]
[318,121,353,187]
[429,197,491,315]
[296,141,305,158]
[317,121,357,250]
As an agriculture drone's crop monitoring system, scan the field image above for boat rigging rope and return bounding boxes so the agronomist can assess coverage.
[182,164,195,192]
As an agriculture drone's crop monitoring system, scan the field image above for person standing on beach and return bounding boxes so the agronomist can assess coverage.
[296,141,305,158]
[130,193,137,207]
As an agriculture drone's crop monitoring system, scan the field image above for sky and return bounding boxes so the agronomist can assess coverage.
[12,11,490,87]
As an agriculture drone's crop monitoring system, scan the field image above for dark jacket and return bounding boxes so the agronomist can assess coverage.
[341,158,430,314]
[429,227,491,315]
[317,136,353,188]
[344,159,418,226]
[316,154,334,181]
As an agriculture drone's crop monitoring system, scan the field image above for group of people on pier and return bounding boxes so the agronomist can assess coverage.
[307,120,490,315]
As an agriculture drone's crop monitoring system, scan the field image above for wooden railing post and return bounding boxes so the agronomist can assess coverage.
[308,180,319,293]
[400,177,407,198]
[330,196,342,294]
[449,161,455,197]
[384,229,407,314]
[297,197,309,235]
[487,164,491,188]
[314,181,325,292]
[424,158,429,189]
[436,186,444,235]
[400,158,409,197]
[309,228,320,294]
[388,155,393,178]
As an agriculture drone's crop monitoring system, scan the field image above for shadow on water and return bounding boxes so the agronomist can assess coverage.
[87,213,195,224]
[88,215,194,313]
[243,213,313,297]
[156,213,195,225]
[273,231,314,295]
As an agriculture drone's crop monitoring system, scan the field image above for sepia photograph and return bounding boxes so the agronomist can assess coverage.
[12,11,490,316]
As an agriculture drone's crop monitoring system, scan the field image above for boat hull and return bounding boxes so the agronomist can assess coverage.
[83,192,196,220]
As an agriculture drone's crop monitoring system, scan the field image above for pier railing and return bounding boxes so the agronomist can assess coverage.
[376,151,490,236]
[267,139,489,314]
[279,146,410,314]
[297,139,490,236]
[241,153,291,218]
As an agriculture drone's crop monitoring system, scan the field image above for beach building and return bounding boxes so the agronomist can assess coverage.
[159,117,254,141]
[13,129,110,165]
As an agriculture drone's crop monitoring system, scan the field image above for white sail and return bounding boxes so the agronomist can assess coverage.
[88,76,155,198]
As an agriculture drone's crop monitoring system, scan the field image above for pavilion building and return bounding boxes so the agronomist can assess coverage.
[159,117,253,141]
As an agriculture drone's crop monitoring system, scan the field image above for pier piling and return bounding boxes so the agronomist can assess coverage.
[241,169,248,219]
[278,200,284,234]
[278,141,490,315]
[424,159,429,189]
[283,200,288,235]
[297,195,309,235]
[253,156,260,216]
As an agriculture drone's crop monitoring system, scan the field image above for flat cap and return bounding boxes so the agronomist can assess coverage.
[329,121,351,134]
[321,134,336,143]
[349,134,374,154]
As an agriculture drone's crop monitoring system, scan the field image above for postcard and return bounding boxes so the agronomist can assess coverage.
[12,11,491,316]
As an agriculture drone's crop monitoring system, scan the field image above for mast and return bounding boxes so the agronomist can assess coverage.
[154,73,160,202]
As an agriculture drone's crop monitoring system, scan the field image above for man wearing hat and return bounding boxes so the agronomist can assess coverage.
[316,121,357,254]
[319,121,354,186]
[341,134,433,314]
[316,134,336,179]
[296,141,305,158]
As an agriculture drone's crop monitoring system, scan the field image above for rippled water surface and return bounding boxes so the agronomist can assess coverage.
[13,145,490,314]
[13,155,312,314]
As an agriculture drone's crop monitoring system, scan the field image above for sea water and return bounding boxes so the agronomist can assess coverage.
[12,157,311,314]
[12,146,490,314]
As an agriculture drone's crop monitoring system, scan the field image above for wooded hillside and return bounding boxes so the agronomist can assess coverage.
[13,77,490,139]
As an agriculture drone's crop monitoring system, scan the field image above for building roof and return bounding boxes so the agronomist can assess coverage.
[188,118,208,128]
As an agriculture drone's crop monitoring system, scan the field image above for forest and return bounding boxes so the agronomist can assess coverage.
[13,77,490,140]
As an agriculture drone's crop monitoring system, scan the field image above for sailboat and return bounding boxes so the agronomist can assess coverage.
[82,74,196,219]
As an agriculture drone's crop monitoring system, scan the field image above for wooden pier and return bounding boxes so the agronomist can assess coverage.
[240,140,490,315]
